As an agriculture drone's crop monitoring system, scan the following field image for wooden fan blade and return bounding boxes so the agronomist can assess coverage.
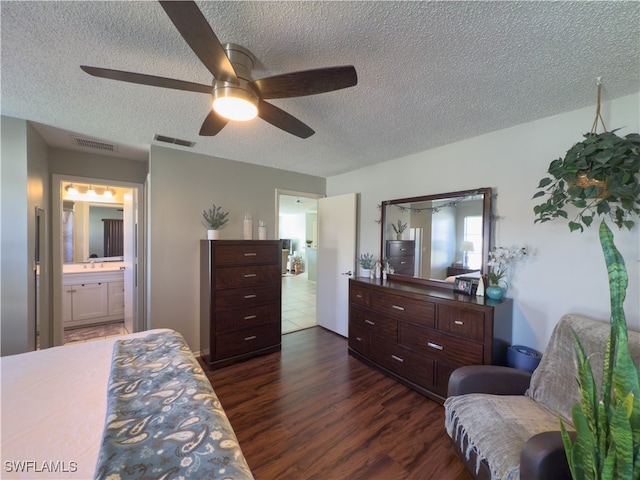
[258,100,314,139]
[159,1,238,84]
[199,110,228,136]
[80,66,213,94]
[253,66,357,99]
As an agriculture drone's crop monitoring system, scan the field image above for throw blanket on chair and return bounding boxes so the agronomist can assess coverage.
[94,330,253,480]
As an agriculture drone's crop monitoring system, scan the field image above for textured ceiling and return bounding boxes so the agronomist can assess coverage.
[1,1,639,178]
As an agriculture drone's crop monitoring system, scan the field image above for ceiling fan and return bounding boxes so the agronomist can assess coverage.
[80,1,357,139]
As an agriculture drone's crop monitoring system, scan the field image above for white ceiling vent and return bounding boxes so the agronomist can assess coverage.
[70,136,117,152]
[154,134,195,148]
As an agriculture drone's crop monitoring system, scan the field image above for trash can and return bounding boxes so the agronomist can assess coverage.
[507,345,543,373]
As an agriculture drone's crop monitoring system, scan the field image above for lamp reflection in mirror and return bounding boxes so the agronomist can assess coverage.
[461,240,475,268]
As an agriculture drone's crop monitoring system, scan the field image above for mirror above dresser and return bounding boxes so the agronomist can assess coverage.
[380,188,492,286]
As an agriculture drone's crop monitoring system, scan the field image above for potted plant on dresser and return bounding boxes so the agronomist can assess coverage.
[202,203,229,240]
[532,80,639,479]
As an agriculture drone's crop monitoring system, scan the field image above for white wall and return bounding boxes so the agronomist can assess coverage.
[327,94,640,352]
[148,145,325,350]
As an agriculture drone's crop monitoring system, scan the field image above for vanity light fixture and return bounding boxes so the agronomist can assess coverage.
[65,184,79,195]
[103,187,115,198]
[87,185,97,197]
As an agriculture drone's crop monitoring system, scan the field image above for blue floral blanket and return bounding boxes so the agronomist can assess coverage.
[94,331,253,480]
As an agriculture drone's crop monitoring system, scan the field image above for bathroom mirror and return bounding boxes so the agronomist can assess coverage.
[63,201,123,263]
[380,188,492,286]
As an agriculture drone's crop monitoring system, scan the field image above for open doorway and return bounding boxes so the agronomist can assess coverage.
[276,190,323,334]
[52,175,145,346]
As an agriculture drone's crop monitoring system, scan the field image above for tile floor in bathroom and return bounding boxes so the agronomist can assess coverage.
[63,272,317,344]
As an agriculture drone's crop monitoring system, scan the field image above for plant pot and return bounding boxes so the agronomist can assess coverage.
[359,267,371,278]
[396,234,402,240]
[486,284,504,300]
[294,264,301,274]
[207,229,219,240]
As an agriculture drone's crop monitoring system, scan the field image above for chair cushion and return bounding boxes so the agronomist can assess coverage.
[527,313,640,423]
[444,394,570,480]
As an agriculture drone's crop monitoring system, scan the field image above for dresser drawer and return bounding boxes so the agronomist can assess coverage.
[438,305,485,341]
[399,322,483,367]
[371,291,435,328]
[215,303,281,333]
[215,244,279,266]
[215,265,281,289]
[350,283,371,307]
[215,284,280,311]
[214,323,280,359]
[349,321,370,356]
[350,306,396,340]
[371,336,434,388]
[433,362,457,397]
[386,241,414,257]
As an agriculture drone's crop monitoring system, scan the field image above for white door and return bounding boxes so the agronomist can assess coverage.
[317,193,357,337]
[123,189,136,333]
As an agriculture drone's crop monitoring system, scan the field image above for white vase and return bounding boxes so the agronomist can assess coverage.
[243,214,252,240]
[207,229,219,240]
[258,225,267,240]
[360,267,371,278]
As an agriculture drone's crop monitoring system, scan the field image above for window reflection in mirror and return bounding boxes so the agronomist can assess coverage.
[381,188,491,284]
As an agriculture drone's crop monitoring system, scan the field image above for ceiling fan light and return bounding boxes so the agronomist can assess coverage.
[212,86,258,121]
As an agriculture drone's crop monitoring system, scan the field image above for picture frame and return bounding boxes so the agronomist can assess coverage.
[453,277,474,295]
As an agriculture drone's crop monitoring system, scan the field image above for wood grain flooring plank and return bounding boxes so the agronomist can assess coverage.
[204,326,472,480]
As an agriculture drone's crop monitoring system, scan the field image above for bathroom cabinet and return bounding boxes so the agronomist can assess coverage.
[63,270,125,328]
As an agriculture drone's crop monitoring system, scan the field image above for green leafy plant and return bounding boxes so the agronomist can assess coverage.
[292,255,303,266]
[533,130,640,232]
[202,203,229,230]
[358,253,375,269]
[559,221,640,480]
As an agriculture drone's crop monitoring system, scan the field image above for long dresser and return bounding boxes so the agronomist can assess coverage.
[200,240,282,369]
[348,277,512,403]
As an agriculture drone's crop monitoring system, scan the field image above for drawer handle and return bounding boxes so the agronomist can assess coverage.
[364,319,375,326]
[244,273,257,278]
[400,248,407,251]
[392,305,405,311]
[244,335,257,341]
[244,253,257,257]
[391,355,404,363]
[356,294,363,298]
[355,336,362,342]
[399,261,407,265]
[244,294,257,299]
[454,320,464,325]
[244,315,257,320]
[428,342,444,351]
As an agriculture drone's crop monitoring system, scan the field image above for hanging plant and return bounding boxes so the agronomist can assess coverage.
[532,81,640,232]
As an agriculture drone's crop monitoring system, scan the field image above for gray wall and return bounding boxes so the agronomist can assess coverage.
[148,145,325,349]
[49,148,148,184]
[1,117,49,355]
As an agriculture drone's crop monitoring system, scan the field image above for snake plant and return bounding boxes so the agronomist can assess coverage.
[560,221,640,479]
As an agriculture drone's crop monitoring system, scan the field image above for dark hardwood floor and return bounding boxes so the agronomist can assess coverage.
[204,326,472,480]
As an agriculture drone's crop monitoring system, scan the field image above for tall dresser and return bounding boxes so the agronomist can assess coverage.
[200,240,282,368]
[386,240,415,276]
[349,277,512,404]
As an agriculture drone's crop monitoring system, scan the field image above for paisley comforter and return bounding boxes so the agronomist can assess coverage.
[94,331,253,480]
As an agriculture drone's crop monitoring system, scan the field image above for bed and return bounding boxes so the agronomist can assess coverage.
[0,329,253,480]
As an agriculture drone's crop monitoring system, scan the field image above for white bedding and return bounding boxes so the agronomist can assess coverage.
[445,270,481,283]
[0,329,170,479]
